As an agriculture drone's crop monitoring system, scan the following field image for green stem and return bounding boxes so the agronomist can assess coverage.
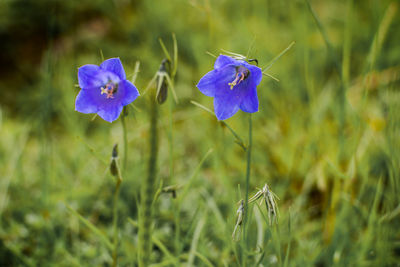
[173,202,181,266]
[168,90,174,182]
[139,97,159,266]
[121,113,128,171]
[168,48,179,263]
[221,121,247,151]
[168,91,180,266]
[190,101,247,150]
[242,114,252,266]
[112,175,122,267]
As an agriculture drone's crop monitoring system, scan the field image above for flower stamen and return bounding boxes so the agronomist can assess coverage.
[101,82,118,99]
[228,66,249,90]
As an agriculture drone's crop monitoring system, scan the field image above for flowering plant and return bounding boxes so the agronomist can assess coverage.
[196,55,262,120]
[75,58,140,122]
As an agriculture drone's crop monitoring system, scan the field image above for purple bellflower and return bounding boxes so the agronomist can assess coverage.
[196,55,262,120]
[75,58,140,123]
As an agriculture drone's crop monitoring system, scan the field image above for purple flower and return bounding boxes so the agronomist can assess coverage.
[75,58,140,122]
[196,55,262,120]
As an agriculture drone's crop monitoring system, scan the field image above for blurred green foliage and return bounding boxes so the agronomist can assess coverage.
[0,0,399,266]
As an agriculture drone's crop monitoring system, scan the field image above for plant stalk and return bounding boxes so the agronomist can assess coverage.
[242,114,252,266]
[121,112,128,171]
[138,95,159,266]
[112,174,122,267]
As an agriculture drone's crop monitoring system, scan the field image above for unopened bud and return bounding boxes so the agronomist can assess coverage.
[110,144,119,177]
[162,184,181,199]
[112,144,118,159]
[156,59,171,104]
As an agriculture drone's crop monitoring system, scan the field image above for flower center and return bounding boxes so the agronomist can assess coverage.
[100,82,118,99]
[228,66,249,90]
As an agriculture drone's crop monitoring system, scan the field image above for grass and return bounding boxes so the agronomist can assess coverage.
[0,0,399,266]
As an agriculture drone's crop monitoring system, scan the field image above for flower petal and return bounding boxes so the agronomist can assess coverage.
[196,55,263,120]
[214,55,237,69]
[75,89,100,114]
[196,69,219,97]
[239,86,259,113]
[118,80,140,106]
[246,64,263,87]
[213,94,240,120]
[198,65,238,98]
[97,104,123,123]
[78,65,102,88]
[100,58,126,80]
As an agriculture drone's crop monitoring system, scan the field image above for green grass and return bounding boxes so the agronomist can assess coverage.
[0,0,399,266]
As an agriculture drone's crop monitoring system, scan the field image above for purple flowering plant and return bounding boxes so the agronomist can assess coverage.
[196,54,263,120]
[75,58,140,122]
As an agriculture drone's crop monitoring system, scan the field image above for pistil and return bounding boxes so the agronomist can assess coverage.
[228,66,249,90]
[101,82,118,99]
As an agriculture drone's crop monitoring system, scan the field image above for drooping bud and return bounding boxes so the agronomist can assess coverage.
[156,59,171,104]
[110,144,119,177]
[162,184,181,199]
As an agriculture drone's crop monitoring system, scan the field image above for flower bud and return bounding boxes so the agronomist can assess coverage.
[156,59,171,104]
[110,144,119,177]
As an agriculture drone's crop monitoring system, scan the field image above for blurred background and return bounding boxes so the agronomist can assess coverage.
[0,0,399,266]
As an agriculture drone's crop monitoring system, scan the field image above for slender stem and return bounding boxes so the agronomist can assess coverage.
[139,97,158,266]
[190,101,247,150]
[173,202,180,266]
[242,114,252,266]
[112,162,123,267]
[121,113,128,171]
[262,41,295,71]
[168,95,181,265]
[168,44,180,262]
[168,91,174,183]
[221,121,247,151]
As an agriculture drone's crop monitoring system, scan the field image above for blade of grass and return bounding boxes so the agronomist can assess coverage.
[67,205,113,251]
[2,241,36,267]
[164,73,179,104]
[190,101,247,150]
[358,178,383,261]
[194,251,215,267]
[152,234,179,264]
[283,208,292,267]
[262,41,295,71]
[342,0,353,87]
[75,136,108,166]
[159,38,172,63]
[0,127,29,219]
[187,213,206,266]
[100,49,104,62]
[206,51,217,58]
[178,148,213,202]
[262,72,280,82]
[131,61,141,84]
[304,0,341,74]
[305,0,347,162]
[172,33,178,77]
[366,2,398,71]
[245,36,257,59]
